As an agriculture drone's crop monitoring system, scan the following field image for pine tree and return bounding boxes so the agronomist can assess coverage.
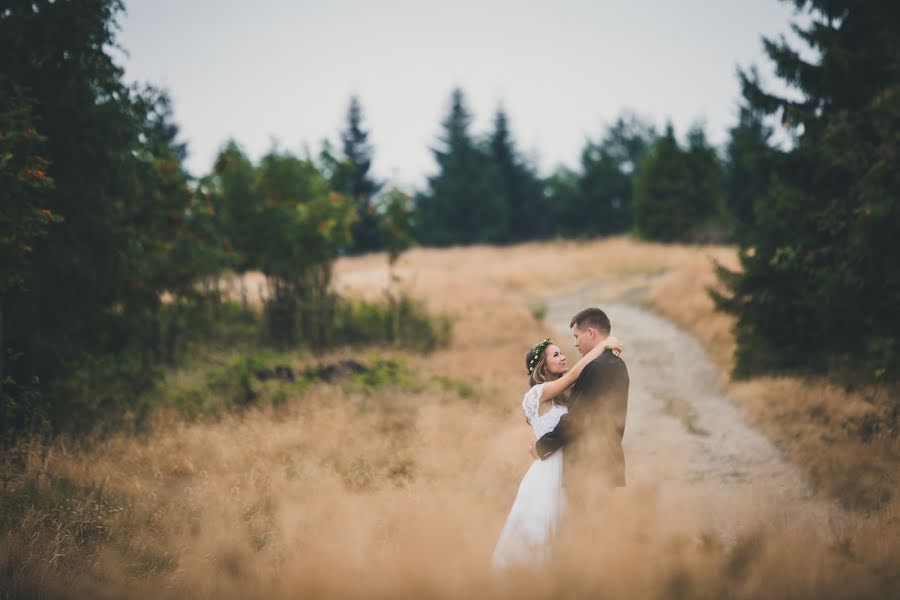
[601,113,657,177]
[632,122,725,243]
[632,124,694,241]
[416,88,506,245]
[543,166,579,237]
[561,113,655,237]
[684,124,727,241]
[724,101,775,234]
[338,95,382,253]
[577,144,631,235]
[716,1,900,380]
[488,106,543,242]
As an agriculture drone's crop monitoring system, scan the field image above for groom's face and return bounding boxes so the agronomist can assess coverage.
[572,324,597,356]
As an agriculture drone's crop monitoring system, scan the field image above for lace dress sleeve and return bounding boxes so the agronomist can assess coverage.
[521,384,543,423]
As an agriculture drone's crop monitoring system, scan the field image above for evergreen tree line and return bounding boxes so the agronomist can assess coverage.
[413,88,748,245]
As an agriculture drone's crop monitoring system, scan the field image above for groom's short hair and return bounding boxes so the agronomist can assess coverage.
[570,308,611,334]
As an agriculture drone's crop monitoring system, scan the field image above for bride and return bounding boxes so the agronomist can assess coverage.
[491,335,622,570]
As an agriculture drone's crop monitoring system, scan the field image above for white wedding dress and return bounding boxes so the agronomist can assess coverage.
[491,383,568,570]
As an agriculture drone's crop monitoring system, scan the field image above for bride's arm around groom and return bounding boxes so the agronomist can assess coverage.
[534,350,630,474]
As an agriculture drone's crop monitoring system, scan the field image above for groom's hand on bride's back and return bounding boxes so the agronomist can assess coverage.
[529,441,538,460]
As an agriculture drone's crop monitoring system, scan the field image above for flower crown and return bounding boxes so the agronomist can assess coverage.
[527,338,553,374]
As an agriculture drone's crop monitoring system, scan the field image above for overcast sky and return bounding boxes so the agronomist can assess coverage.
[116,0,800,188]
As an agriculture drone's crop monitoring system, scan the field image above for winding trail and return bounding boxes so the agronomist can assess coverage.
[547,286,845,541]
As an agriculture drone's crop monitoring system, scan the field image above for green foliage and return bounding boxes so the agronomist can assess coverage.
[541,112,656,239]
[141,294,449,421]
[575,113,656,236]
[378,187,416,266]
[489,106,545,242]
[161,352,433,419]
[336,95,383,254]
[543,166,580,233]
[416,88,508,245]
[574,148,631,235]
[49,353,161,434]
[684,125,728,242]
[633,123,726,242]
[416,98,657,245]
[333,295,452,353]
[0,1,226,438]
[725,103,776,234]
[633,125,694,241]
[204,353,269,409]
[212,143,357,347]
[530,303,547,321]
[0,80,59,296]
[0,80,61,432]
[348,356,414,392]
[716,1,900,381]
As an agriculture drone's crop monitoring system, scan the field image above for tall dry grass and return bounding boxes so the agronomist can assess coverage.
[2,236,898,598]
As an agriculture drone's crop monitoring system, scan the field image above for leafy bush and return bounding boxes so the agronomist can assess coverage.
[204,354,268,409]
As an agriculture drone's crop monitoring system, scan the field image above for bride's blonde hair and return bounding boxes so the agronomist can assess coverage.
[525,338,565,394]
[525,342,568,406]
[526,348,555,388]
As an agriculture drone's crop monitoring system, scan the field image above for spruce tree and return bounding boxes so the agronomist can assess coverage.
[632,124,694,241]
[577,144,631,235]
[543,166,580,237]
[716,1,900,380]
[488,106,543,242]
[724,101,775,233]
[684,124,727,241]
[339,95,382,253]
[417,88,506,245]
[565,113,656,237]
[601,113,657,177]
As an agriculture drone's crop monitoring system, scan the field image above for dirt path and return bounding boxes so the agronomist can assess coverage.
[546,285,846,542]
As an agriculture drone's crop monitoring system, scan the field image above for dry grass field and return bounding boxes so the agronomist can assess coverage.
[2,236,897,599]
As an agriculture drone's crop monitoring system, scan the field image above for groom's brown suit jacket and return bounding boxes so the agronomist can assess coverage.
[535,349,629,490]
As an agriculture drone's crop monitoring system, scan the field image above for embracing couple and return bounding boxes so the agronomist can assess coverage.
[492,307,629,570]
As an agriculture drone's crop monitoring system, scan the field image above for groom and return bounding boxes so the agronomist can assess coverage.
[533,307,630,501]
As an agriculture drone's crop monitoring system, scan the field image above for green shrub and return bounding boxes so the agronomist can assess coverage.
[348,356,415,393]
[333,295,451,353]
[205,354,268,409]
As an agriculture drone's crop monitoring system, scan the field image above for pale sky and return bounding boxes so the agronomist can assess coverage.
[116,0,800,189]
